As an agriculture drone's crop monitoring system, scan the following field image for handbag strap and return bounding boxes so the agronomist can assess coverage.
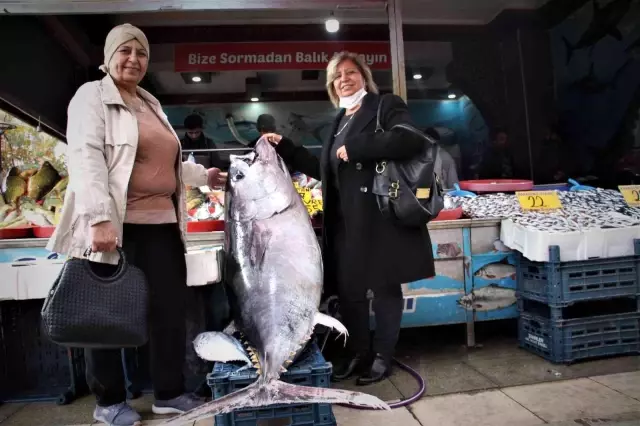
[375,93,393,134]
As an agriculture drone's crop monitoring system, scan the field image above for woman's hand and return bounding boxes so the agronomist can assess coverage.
[336,146,349,162]
[90,221,119,253]
[263,133,283,146]
[207,167,228,189]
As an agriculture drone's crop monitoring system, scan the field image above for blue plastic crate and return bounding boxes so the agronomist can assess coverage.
[518,308,640,364]
[516,240,640,307]
[207,341,336,426]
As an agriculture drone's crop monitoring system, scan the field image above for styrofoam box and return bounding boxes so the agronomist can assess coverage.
[16,259,65,300]
[0,264,19,300]
[185,245,222,286]
[4,246,221,301]
[501,218,640,262]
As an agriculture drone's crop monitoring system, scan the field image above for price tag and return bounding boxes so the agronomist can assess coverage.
[516,190,563,211]
[293,182,323,216]
[619,185,640,207]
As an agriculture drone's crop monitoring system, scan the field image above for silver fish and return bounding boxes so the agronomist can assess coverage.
[193,331,252,370]
[458,284,517,312]
[446,188,640,233]
[162,138,389,425]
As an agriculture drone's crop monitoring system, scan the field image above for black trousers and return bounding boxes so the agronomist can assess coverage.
[85,223,187,406]
[338,289,403,361]
[332,221,404,361]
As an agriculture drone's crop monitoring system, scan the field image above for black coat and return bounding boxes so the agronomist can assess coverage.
[275,93,435,302]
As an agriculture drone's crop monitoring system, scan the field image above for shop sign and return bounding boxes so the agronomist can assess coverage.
[516,191,563,211]
[174,41,391,72]
[618,185,640,207]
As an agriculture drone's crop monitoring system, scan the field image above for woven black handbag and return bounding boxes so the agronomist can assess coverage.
[371,94,444,227]
[41,247,149,348]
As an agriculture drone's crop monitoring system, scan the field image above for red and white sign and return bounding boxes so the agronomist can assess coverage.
[174,42,391,72]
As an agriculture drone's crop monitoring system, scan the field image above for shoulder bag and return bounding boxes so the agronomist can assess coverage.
[41,247,149,348]
[371,94,444,227]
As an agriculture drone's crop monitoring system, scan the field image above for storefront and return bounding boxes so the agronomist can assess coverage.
[1,0,639,405]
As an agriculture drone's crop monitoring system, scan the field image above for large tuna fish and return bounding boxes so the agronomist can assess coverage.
[163,138,389,425]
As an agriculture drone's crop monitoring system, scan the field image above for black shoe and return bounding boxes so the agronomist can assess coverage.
[356,354,391,386]
[331,353,366,382]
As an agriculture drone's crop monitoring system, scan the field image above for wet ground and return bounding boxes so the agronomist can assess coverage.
[1,321,639,425]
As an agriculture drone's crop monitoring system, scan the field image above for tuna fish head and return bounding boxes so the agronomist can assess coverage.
[227,137,293,222]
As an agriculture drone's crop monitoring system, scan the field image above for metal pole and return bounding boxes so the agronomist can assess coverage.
[517,28,534,181]
[387,0,407,101]
[182,145,322,153]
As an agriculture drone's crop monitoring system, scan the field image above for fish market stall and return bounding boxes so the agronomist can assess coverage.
[0,219,519,330]
[1,136,519,338]
[448,188,640,261]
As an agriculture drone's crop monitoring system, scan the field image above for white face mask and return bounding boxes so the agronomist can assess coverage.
[339,87,367,109]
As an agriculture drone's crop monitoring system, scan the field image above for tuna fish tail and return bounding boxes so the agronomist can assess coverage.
[160,380,390,425]
[267,380,390,410]
[160,381,262,426]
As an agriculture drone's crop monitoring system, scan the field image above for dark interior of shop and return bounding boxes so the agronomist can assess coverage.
[1,0,638,187]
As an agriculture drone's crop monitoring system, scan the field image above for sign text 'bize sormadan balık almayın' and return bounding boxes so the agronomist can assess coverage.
[174,42,391,72]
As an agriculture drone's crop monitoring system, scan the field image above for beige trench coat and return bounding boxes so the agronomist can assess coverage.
[47,75,208,265]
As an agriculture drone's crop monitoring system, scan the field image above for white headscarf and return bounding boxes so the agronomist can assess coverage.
[99,23,150,74]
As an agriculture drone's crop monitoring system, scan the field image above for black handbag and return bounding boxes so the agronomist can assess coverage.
[41,247,149,349]
[371,94,445,227]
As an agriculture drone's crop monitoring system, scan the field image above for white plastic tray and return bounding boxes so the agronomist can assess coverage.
[500,219,640,262]
[0,246,222,301]
[185,245,222,286]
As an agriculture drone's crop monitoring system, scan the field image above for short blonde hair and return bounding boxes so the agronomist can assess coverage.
[326,51,379,108]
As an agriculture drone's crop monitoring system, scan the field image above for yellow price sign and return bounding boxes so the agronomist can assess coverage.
[293,182,324,216]
[516,190,563,211]
[619,185,640,207]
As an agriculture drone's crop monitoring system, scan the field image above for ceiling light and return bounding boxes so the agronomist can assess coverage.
[251,97,259,102]
[413,74,422,80]
[447,93,457,99]
[325,16,340,33]
[192,76,202,83]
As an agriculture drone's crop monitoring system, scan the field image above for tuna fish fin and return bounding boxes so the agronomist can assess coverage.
[314,312,349,346]
[222,321,237,335]
[160,380,389,425]
[250,223,272,268]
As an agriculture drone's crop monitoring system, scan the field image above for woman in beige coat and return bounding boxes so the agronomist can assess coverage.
[47,24,226,426]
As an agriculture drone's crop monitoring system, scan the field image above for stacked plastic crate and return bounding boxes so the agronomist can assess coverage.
[516,240,640,364]
[207,340,336,426]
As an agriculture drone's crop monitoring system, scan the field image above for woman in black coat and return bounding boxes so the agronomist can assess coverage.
[264,51,435,385]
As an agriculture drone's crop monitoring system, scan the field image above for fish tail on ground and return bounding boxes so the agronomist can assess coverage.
[160,380,390,425]
[269,381,390,410]
[159,381,261,426]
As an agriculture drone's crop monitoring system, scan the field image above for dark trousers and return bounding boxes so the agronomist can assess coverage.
[84,223,187,407]
[332,219,404,362]
[338,288,404,361]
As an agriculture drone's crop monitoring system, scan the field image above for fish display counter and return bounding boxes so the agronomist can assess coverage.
[0,217,518,342]
[0,231,224,301]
